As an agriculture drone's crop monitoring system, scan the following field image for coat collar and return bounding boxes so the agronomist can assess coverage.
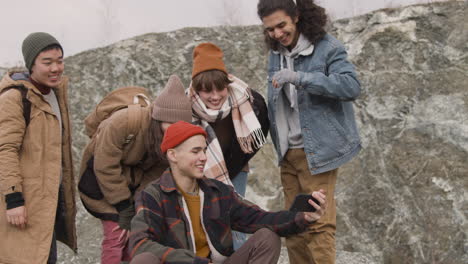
[159,168,221,194]
[272,33,314,58]
[2,71,66,95]
[0,71,68,117]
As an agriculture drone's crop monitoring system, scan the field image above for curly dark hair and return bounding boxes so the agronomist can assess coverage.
[257,0,328,51]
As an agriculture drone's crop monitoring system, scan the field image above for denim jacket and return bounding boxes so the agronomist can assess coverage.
[267,34,361,175]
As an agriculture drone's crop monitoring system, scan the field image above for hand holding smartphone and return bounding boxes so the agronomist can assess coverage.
[289,194,320,212]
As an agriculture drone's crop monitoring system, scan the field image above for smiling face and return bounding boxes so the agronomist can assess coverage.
[197,84,229,110]
[192,69,231,110]
[262,9,300,50]
[30,48,64,88]
[168,135,207,180]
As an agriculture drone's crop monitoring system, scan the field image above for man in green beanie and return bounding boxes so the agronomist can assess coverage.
[0,32,77,264]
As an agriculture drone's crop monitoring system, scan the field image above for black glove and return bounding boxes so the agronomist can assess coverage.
[115,200,135,230]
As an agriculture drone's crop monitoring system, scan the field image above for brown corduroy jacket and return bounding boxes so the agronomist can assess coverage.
[79,106,168,221]
[0,72,77,264]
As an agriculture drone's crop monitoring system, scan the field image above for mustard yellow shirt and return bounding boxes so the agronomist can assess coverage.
[179,187,210,258]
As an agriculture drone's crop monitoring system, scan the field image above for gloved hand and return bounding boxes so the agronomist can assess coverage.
[272,69,299,88]
[117,203,135,230]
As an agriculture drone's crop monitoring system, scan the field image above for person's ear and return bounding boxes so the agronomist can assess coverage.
[167,149,177,163]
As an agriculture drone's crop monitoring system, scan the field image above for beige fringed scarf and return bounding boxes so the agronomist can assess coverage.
[188,75,266,185]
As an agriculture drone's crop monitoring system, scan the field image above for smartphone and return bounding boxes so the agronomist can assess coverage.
[289,194,319,212]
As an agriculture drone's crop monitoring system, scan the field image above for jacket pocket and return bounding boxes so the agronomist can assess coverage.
[321,109,353,153]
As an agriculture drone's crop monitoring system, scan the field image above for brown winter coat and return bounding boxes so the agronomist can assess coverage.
[79,106,167,220]
[0,72,77,264]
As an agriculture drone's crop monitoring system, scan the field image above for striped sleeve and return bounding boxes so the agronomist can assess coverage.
[228,186,308,236]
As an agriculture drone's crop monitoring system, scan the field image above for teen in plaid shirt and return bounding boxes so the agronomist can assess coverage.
[129,121,326,264]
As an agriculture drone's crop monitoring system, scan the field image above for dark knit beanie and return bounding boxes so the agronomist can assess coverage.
[192,43,227,79]
[22,32,63,71]
[160,121,207,153]
[152,75,192,123]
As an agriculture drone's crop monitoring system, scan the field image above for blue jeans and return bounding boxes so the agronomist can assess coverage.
[231,171,248,250]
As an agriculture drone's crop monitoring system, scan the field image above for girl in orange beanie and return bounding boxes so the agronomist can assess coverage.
[188,42,269,250]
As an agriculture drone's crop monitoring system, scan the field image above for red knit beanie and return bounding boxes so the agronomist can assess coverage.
[161,121,207,153]
[192,42,227,79]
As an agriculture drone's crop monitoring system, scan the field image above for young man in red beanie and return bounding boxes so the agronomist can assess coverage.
[129,121,327,264]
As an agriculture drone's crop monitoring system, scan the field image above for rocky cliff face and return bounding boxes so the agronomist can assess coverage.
[18,1,464,263]
[0,67,6,77]
[329,2,467,263]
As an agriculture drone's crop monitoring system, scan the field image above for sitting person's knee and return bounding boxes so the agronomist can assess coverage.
[255,228,281,248]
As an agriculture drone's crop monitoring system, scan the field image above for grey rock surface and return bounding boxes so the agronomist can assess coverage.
[0,67,6,77]
[330,2,467,263]
[14,1,462,263]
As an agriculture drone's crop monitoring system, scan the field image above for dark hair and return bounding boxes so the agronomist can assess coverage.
[42,44,63,54]
[257,0,327,50]
[145,118,168,166]
[192,70,232,93]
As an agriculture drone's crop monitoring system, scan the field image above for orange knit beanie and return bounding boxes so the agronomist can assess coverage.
[160,121,207,153]
[191,43,227,79]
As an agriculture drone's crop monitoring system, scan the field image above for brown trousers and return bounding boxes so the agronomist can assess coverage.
[130,228,281,264]
[281,148,337,264]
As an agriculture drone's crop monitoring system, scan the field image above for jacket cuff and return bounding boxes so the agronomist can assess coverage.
[296,71,311,89]
[293,71,301,88]
[295,212,311,230]
[113,199,132,212]
[5,192,25,209]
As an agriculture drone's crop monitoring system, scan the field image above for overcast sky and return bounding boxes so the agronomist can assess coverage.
[0,0,447,66]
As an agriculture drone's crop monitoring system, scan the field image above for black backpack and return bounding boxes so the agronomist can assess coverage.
[0,85,31,126]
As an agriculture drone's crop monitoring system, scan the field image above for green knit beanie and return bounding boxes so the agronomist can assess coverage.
[22,32,63,71]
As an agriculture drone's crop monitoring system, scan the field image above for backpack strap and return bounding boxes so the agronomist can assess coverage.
[125,104,143,144]
[124,93,150,144]
[1,86,31,126]
[133,93,150,106]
